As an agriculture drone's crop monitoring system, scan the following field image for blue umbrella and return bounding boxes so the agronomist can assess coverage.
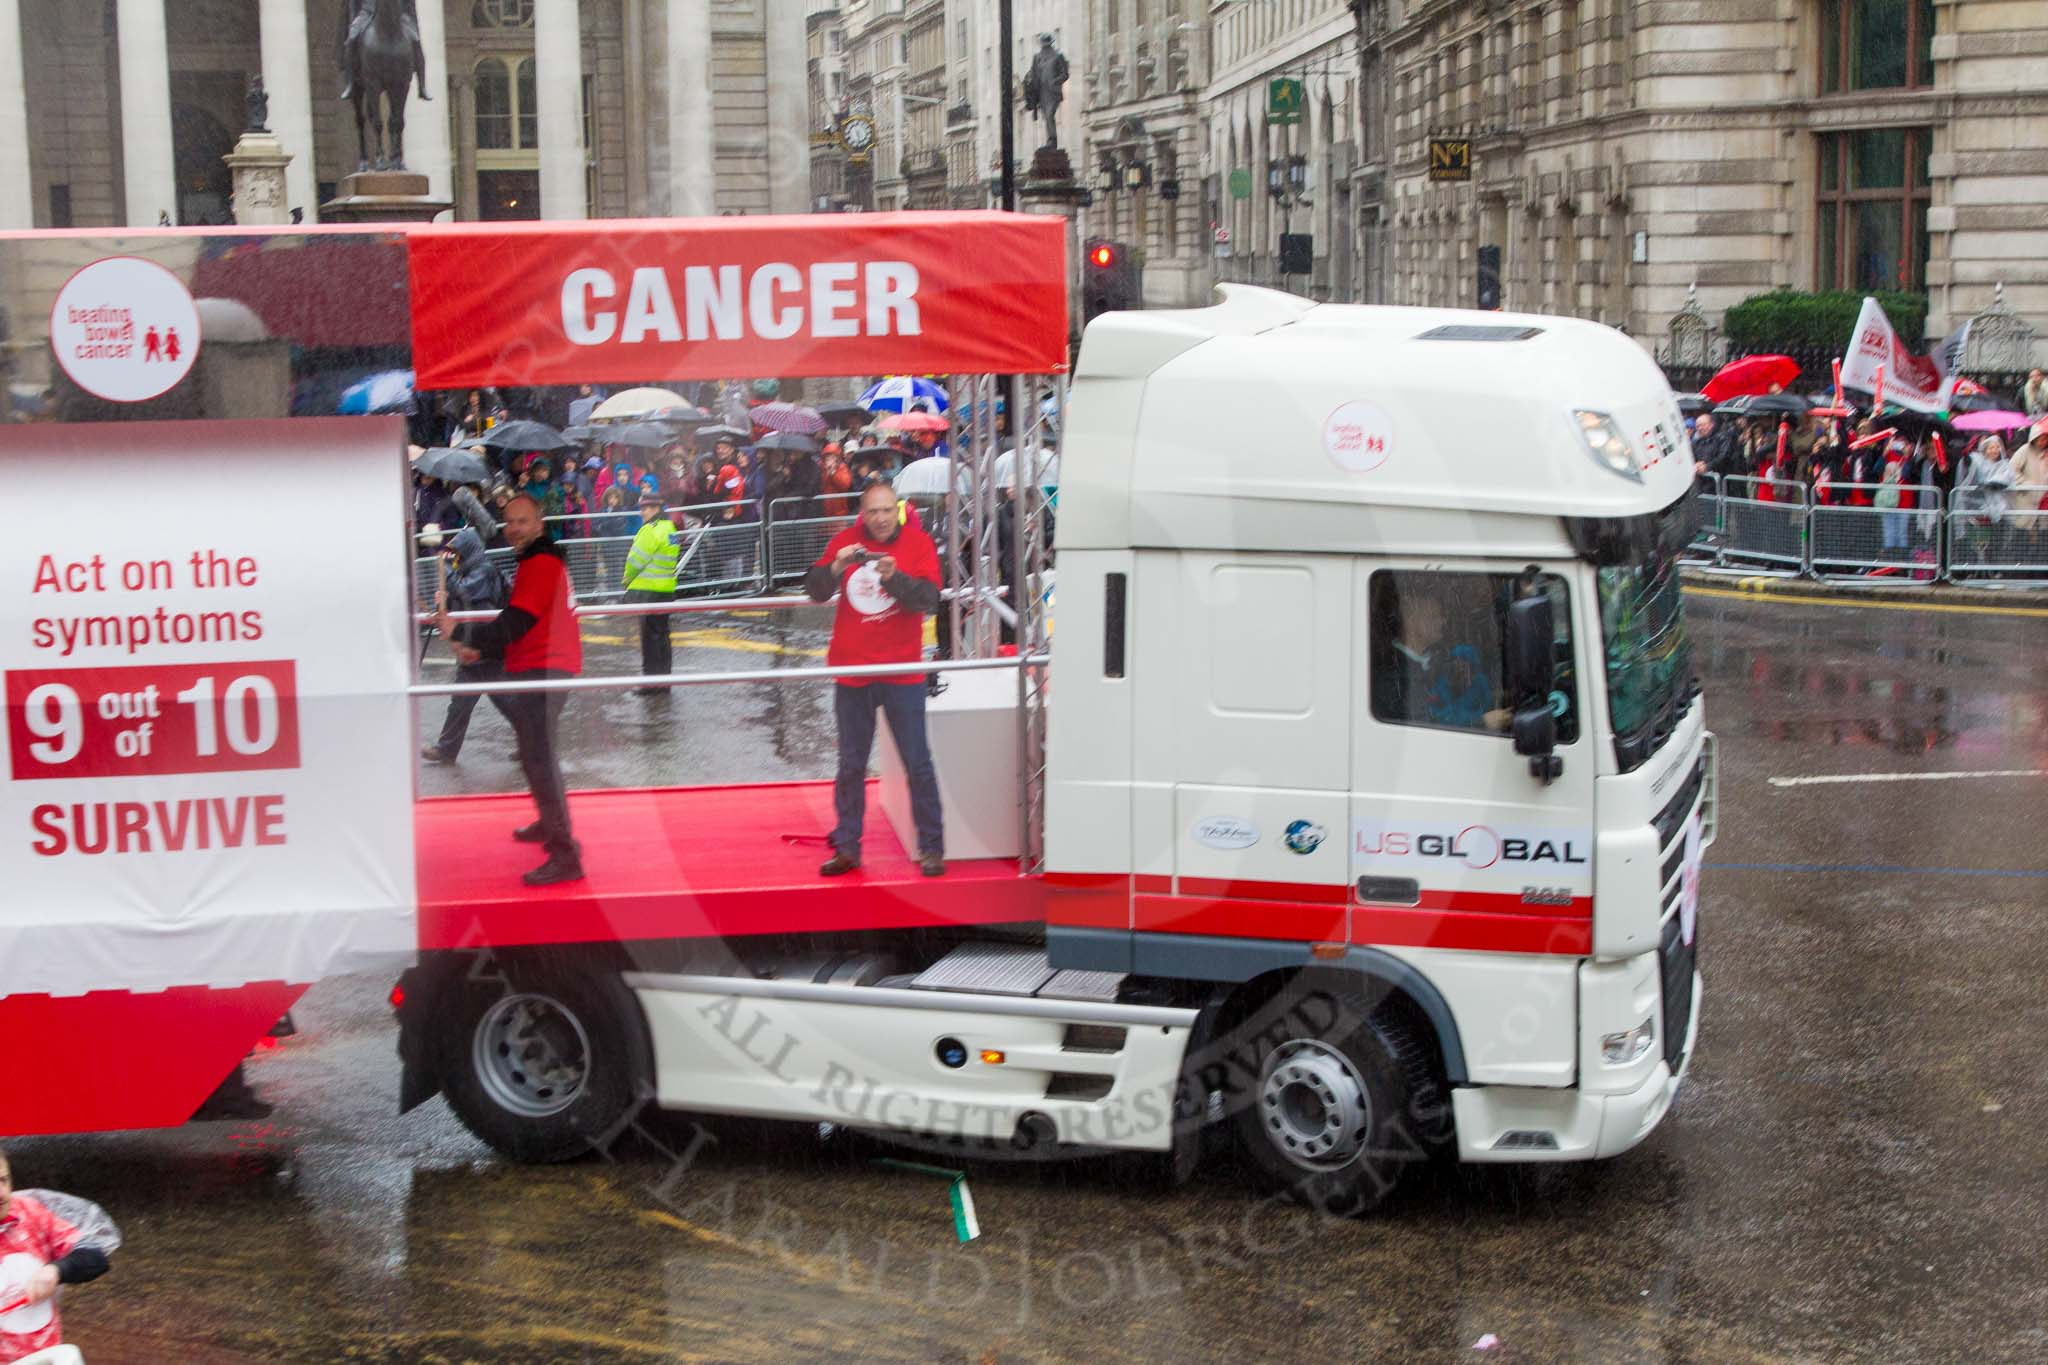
[337,369,414,415]
[859,376,950,413]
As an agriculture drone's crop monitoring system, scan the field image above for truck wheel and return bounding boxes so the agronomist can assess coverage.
[438,963,649,1164]
[1230,987,1430,1215]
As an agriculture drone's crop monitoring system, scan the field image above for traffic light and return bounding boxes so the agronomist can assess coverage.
[1279,233,1313,276]
[1082,238,1141,325]
[1477,244,1503,311]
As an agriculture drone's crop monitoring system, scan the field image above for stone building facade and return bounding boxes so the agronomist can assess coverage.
[0,0,812,229]
[810,0,1088,213]
[1367,0,2048,355]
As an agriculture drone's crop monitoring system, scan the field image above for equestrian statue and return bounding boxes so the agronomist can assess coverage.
[337,0,431,172]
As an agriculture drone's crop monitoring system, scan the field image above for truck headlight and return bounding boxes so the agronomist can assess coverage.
[1573,410,1643,483]
[1601,1016,1656,1065]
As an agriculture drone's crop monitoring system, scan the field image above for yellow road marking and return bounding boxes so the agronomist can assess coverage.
[579,627,826,657]
[1684,585,2048,620]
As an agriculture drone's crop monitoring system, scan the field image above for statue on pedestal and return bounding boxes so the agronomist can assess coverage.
[336,0,431,171]
[1022,34,1068,151]
[244,76,269,134]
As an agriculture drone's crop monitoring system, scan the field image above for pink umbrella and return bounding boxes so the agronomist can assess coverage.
[878,410,950,433]
[1950,409,2030,432]
[749,401,826,435]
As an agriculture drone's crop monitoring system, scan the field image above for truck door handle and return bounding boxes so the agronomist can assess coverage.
[1355,876,1420,906]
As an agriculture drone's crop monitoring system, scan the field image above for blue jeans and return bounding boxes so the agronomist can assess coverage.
[832,682,943,860]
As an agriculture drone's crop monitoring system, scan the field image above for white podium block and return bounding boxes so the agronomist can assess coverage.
[877,666,1023,862]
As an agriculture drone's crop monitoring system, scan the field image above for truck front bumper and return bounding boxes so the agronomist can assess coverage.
[1451,970,1700,1163]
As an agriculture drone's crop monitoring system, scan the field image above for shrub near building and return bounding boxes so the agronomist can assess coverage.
[1724,289,1930,355]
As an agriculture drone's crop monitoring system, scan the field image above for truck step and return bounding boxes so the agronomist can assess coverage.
[912,943,1125,1002]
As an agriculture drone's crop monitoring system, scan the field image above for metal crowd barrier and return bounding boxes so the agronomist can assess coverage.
[1947,494,2048,584]
[1718,476,1809,576]
[1684,474,1724,565]
[765,496,859,585]
[1810,484,1943,585]
[1686,477,2047,588]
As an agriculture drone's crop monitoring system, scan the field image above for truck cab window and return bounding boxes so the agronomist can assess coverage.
[1368,570,1578,742]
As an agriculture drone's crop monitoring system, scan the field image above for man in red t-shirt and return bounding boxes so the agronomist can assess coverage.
[0,1147,110,1364]
[805,482,946,877]
[433,494,585,885]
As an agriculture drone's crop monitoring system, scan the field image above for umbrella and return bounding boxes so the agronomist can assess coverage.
[1947,384,2005,414]
[562,424,604,443]
[337,368,414,415]
[604,422,675,451]
[415,447,491,485]
[695,423,752,446]
[643,404,714,427]
[476,419,574,452]
[817,401,871,429]
[844,444,901,464]
[994,447,1060,488]
[893,455,958,497]
[1675,393,1711,418]
[879,410,951,434]
[591,387,688,421]
[1701,355,1801,403]
[1950,409,2032,433]
[750,401,827,435]
[1713,391,1810,419]
[859,376,951,413]
[754,430,821,454]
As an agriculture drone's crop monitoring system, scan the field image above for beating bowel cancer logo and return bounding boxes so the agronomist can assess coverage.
[843,560,894,618]
[49,256,202,403]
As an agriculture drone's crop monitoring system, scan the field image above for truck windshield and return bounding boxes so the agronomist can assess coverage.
[1570,493,1697,773]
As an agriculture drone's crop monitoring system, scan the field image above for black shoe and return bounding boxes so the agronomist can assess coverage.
[920,853,946,878]
[421,744,455,764]
[523,855,585,886]
[819,853,860,876]
[513,821,547,843]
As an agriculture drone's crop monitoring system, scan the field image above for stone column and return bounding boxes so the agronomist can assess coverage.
[115,0,177,226]
[410,0,453,210]
[536,0,586,219]
[0,0,30,228]
[257,0,318,222]
[764,0,807,214]
[667,0,715,217]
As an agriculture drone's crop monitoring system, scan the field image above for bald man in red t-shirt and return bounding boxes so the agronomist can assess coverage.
[805,483,945,877]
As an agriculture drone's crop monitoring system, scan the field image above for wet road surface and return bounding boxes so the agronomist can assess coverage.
[10,591,2048,1363]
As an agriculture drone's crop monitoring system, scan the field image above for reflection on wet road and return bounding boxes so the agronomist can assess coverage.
[10,593,2048,1362]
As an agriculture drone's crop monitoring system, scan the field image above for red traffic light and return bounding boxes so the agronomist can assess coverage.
[1089,243,1115,268]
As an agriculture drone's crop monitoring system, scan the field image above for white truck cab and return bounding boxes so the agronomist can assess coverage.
[1044,286,1712,1196]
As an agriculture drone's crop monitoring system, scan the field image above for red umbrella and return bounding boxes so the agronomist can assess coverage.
[1701,354,1801,403]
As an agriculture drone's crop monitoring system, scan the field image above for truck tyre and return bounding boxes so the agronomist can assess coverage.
[437,960,650,1164]
[1230,986,1432,1215]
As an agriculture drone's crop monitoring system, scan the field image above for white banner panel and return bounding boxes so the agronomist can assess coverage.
[0,418,417,996]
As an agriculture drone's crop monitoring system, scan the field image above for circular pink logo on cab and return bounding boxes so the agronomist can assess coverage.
[50,256,203,403]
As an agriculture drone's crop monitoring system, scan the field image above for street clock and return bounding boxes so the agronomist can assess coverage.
[839,113,876,163]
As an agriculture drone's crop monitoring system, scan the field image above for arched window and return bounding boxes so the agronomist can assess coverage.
[472,0,534,28]
[517,58,538,150]
[473,57,513,150]
[472,57,541,151]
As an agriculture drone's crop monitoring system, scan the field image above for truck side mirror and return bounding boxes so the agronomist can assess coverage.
[1504,594,1555,699]
[1504,592,1564,783]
